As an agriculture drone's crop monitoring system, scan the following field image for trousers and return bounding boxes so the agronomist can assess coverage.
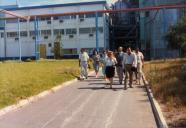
[80,61,88,78]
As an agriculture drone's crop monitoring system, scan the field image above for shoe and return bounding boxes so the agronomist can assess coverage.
[129,85,133,88]
[80,78,84,80]
[124,86,127,90]
[119,81,122,85]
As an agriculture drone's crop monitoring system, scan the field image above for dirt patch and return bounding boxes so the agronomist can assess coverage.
[144,59,186,127]
[161,104,186,128]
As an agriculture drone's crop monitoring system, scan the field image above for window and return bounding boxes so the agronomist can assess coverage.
[92,27,103,33]
[79,28,91,34]
[29,19,35,22]
[85,14,95,18]
[54,29,64,35]
[6,19,17,23]
[41,30,51,35]
[79,14,85,19]
[53,16,59,20]
[79,27,103,34]
[46,17,51,21]
[20,19,27,22]
[92,28,96,33]
[30,31,35,36]
[1,33,4,38]
[85,48,94,54]
[7,31,28,38]
[40,17,51,21]
[63,49,77,54]
[66,28,77,35]
[71,15,76,19]
[40,17,46,21]
[99,27,103,33]
[59,16,70,20]
[47,20,51,24]
[20,31,27,37]
[98,13,103,17]
[7,32,17,38]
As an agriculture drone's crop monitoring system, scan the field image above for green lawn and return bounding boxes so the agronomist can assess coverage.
[0,60,80,109]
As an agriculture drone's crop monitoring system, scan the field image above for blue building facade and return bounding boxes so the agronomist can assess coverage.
[139,0,186,59]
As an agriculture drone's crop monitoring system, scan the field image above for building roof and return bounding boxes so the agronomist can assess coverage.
[1,0,107,10]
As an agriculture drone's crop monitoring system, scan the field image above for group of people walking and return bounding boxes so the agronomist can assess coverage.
[79,47,144,90]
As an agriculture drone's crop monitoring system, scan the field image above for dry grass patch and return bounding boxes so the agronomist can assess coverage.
[144,59,186,127]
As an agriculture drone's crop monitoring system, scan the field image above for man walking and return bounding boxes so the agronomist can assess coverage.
[123,48,137,90]
[79,48,89,80]
[116,47,125,84]
[135,48,144,85]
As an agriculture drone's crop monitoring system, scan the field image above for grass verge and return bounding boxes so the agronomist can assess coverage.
[0,60,80,109]
[144,58,186,127]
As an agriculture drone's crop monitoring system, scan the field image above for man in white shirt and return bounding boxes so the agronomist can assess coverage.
[123,48,137,89]
[79,48,89,80]
[135,48,144,85]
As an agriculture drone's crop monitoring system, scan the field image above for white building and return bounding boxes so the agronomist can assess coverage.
[0,0,109,60]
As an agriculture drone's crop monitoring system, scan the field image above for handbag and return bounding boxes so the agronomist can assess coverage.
[131,66,137,72]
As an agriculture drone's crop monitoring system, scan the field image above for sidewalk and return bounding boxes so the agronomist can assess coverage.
[0,73,157,128]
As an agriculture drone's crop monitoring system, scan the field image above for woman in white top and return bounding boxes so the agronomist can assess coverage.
[105,51,117,88]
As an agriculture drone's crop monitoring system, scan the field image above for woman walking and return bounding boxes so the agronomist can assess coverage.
[105,51,117,88]
[92,50,100,78]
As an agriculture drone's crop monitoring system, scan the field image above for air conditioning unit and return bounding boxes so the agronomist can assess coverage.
[47,20,51,24]
[89,33,94,37]
[69,35,74,38]
[59,20,64,23]
[32,36,36,40]
[15,37,19,41]
[79,18,84,22]
[48,43,52,47]
[44,36,48,39]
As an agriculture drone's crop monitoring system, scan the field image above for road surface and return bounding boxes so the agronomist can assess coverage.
[0,74,157,128]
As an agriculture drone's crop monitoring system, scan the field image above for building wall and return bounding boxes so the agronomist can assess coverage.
[139,0,184,59]
[0,3,108,59]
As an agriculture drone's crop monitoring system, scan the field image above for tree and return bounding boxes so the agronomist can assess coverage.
[166,16,186,55]
[51,34,63,59]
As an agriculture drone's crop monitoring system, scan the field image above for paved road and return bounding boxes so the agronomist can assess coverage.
[0,73,157,128]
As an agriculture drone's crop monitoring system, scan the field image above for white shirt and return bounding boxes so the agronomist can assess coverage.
[123,52,137,67]
[136,52,144,63]
[79,52,89,62]
[105,57,117,66]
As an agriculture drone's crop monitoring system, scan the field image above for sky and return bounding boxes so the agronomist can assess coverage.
[0,0,116,7]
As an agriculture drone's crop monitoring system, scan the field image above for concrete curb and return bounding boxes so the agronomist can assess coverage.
[143,77,168,128]
[0,71,94,117]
